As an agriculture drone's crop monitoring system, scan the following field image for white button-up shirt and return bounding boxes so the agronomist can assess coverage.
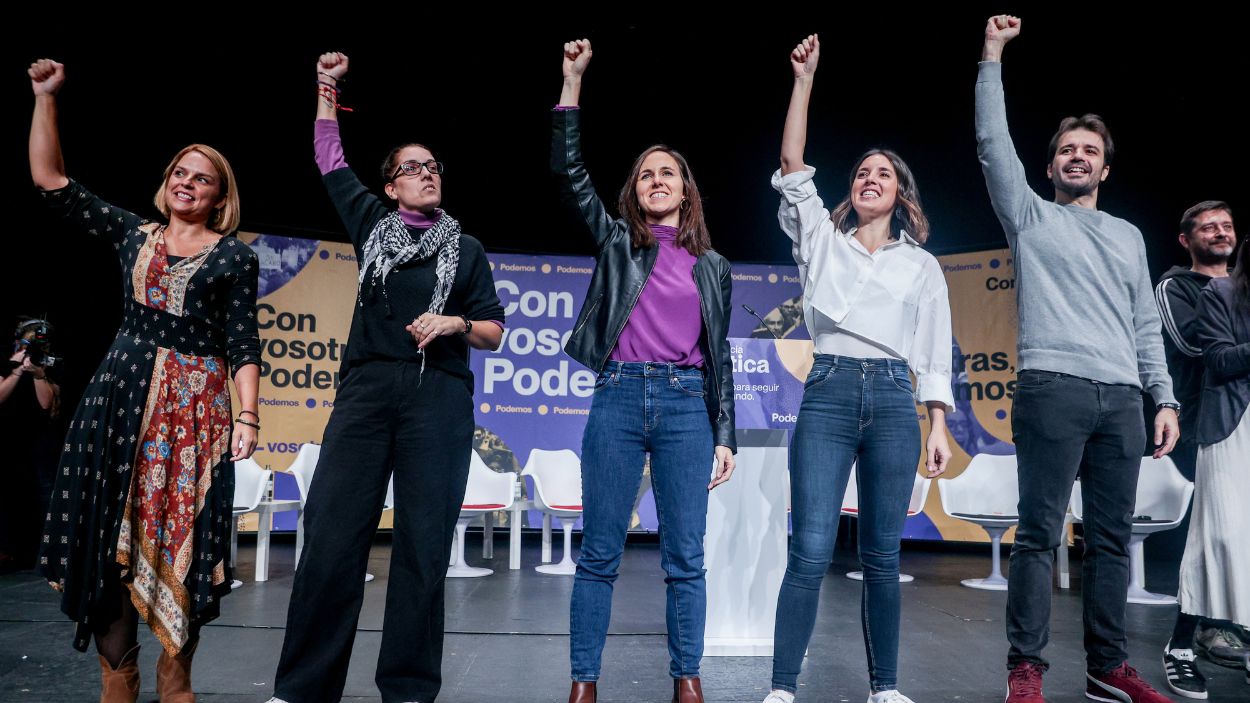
[772,167,954,412]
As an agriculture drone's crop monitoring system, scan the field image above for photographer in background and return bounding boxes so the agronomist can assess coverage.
[0,317,62,574]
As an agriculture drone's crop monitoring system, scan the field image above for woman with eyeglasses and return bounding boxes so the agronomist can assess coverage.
[268,52,504,703]
[554,39,737,703]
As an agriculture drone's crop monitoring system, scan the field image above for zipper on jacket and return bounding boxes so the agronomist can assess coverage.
[572,294,603,338]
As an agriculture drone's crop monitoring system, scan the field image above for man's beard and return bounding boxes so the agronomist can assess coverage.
[1191,244,1234,268]
[1053,175,1097,199]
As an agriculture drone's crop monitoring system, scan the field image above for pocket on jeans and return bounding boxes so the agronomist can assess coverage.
[673,375,706,397]
[593,371,614,392]
[888,370,914,394]
[804,364,836,390]
[1016,370,1062,391]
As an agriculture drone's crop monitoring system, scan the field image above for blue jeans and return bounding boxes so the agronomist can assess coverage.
[771,355,921,693]
[570,361,715,681]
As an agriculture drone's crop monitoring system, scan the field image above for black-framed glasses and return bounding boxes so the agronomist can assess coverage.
[390,159,445,181]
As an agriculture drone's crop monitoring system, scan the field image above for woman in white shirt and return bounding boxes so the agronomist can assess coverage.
[761,35,955,703]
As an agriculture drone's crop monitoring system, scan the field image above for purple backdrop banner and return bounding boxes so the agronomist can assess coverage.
[246,236,1018,543]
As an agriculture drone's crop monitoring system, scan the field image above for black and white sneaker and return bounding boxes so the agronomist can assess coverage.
[1163,646,1207,699]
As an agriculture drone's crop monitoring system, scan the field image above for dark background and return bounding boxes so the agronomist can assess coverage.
[2,9,1243,440]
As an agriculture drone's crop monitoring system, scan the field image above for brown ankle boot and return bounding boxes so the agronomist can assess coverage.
[672,676,703,703]
[568,681,596,703]
[99,644,140,703]
[155,640,198,702]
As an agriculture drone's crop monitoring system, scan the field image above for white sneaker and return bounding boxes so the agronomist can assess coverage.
[867,690,915,703]
[763,691,795,703]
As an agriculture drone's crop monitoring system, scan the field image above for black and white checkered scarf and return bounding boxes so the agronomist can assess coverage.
[357,209,461,318]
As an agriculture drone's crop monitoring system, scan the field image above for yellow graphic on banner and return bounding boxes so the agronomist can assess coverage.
[921,248,1018,541]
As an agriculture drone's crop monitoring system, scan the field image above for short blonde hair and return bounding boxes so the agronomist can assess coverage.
[153,144,241,234]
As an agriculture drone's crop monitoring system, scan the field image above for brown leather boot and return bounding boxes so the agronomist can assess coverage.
[155,640,198,703]
[672,676,703,703]
[568,681,597,703]
[98,644,140,703]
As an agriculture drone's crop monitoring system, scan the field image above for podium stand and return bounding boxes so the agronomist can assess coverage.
[704,429,790,656]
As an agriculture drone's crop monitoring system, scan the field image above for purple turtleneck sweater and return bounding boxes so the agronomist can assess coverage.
[610,224,705,367]
[315,119,440,228]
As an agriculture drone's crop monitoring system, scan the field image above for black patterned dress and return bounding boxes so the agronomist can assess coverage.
[37,181,261,655]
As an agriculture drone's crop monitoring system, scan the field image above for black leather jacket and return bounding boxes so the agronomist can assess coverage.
[551,108,736,451]
[1195,277,1250,446]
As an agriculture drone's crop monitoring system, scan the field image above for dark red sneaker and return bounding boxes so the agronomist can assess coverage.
[1006,662,1046,703]
[1086,663,1174,702]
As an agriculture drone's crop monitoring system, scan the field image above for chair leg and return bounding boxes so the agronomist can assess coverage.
[294,510,304,570]
[509,501,522,571]
[1057,513,1071,589]
[230,515,242,590]
[483,512,494,560]
[541,513,553,563]
[1126,532,1175,605]
[455,519,468,567]
[256,508,272,582]
[558,519,575,567]
[960,525,1010,591]
[447,516,493,578]
[536,515,578,575]
[989,528,1005,579]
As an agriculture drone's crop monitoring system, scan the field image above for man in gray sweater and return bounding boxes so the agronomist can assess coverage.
[976,14,1180,703]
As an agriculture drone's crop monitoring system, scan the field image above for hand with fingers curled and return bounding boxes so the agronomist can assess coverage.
[405,312,468,350]
[790,33,820,79]
[317,51,349,80]
[982,15,1021,62]
[231,420,258,461]
[563,38,592,80]
[28,58,66,96]
[709,445,736,490]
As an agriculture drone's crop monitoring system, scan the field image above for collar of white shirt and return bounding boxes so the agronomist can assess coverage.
[841,226,922,254]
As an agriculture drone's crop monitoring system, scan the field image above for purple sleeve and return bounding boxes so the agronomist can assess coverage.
[314,119,348,175]
[553,105,580,111]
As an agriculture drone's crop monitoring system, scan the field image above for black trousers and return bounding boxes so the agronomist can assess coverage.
[1006,370,1145,673]
[274,361,473,703]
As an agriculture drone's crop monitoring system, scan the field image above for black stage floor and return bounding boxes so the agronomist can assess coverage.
[1,534,1244,702]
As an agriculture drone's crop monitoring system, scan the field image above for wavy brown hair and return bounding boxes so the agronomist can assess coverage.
[617,145,711,256]
[829,149,930,244]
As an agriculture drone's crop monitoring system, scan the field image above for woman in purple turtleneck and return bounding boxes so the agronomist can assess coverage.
[267,52,505,703]
[553,39,737,703]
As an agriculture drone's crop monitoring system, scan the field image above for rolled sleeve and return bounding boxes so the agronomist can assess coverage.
[910,279,955,413]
